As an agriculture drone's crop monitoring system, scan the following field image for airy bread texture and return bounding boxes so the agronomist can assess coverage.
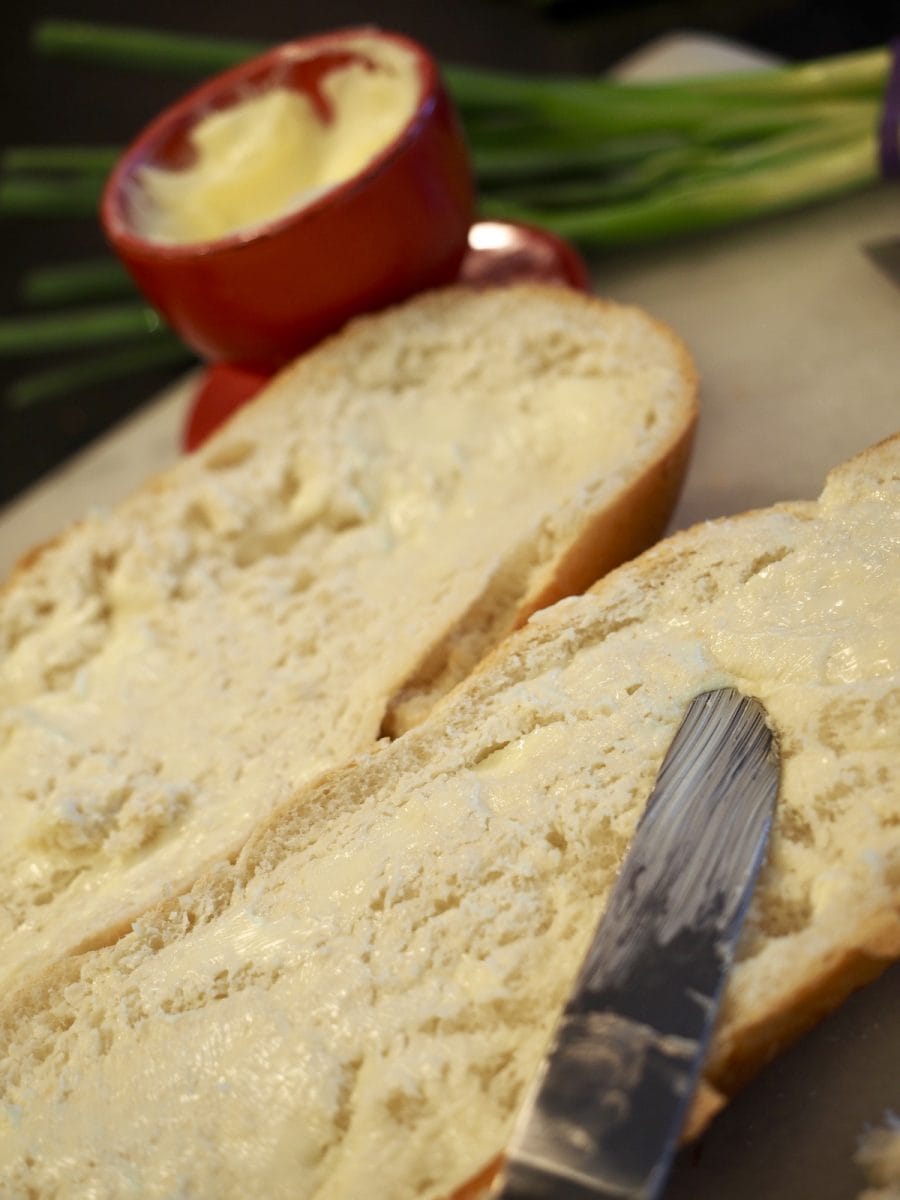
[0,284,696,996]
[1,436,897,1199]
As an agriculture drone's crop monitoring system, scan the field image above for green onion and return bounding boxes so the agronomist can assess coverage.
[20,258,135,307]
[483,134,877,244]
[2,146,119,174]
[481,109,872,206]
[0,175,103,217]
[0,303,165,356]
[34,21,886,110]
[5,335,192,409]
[1,17,888,406]
[470,134,686,182]
[444,48,888,115]
[24,18,889,249]
[482,145,707,207]
[33,20,264,76]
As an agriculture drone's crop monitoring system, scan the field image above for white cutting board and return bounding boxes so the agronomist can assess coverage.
[0,33,897,1200]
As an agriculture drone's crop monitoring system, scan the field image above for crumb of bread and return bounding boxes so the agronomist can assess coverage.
[0,285,696,998]
[0,435,896,1200]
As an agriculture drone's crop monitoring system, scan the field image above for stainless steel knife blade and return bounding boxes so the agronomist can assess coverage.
[491,687,780,1200]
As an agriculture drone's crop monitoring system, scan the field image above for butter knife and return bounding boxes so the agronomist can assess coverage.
[492,687,780,1200]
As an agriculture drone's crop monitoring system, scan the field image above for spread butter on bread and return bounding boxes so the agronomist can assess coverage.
[0,285,697,997]
[1,434,897,1199]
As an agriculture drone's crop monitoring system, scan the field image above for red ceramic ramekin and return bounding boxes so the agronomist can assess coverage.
[101,28,476,369]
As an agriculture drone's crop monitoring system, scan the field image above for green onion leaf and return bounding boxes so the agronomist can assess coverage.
[0,175,103,217]
[5,335,192,409]
[2,146,120,175]
[20,258,136,307]
[0,303,167,356]
[483,134,877,244]
[33,20,263,76]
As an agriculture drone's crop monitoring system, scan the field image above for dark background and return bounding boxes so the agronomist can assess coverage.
[2,0,897,506]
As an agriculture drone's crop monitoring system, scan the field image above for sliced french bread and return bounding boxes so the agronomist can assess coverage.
[0,434,897,1199]
[0,284,697,996]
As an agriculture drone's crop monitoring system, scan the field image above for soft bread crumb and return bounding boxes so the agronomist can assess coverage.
[0,435,897,1199]
[0,285,696,995]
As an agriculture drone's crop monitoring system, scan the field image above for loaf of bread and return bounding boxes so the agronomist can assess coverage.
[0,285,696,997]
[1,434,896,1198]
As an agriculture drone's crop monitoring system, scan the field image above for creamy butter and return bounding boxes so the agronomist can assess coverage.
[0,291,682,997]
[0,437,898,1199]
[129,37,421,245]
[473,723,573,778]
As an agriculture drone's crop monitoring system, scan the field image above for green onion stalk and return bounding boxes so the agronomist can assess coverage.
[6,336,192,409]
[13,19,892,241]
[0,18,893,404]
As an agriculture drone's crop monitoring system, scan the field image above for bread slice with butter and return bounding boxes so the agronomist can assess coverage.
[1,434,897,1199]
[0,284,697,996]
